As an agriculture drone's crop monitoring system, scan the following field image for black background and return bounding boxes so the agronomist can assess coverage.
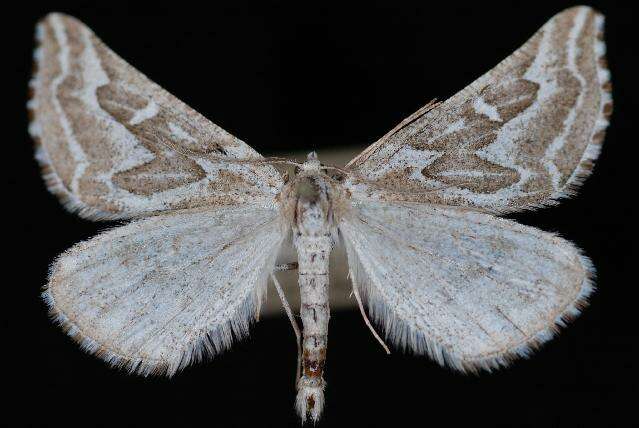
[6,1,637,426]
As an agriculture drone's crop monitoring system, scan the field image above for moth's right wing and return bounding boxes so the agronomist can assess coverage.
[339,201,593,371]
[43,206,285,376]
[29,13,282,220]
[345,6,611,214]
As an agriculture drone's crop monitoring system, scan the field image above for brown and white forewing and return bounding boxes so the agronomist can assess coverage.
[346,6,611,213]
[44,206,285,376]
[339,201,593,371]
[29,13,282,220]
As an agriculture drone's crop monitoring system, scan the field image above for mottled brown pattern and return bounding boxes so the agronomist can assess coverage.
[482,79,539,122]
[208,170,255,193]
[554,12,600,187]
[591,130,606,145]
[55,19,127,206]
[376,168,437,194]
[346,6,610,214]
[112,157,207,196]
[526,68,581,190]
[350,23,544,201]
[91,39,231,155]
[412,78,539,193]
[603,102,613,118]
[91,47,226,196]
[302,348,326,378]
[79,181,123,213]
[30,13,283,219]
[38,21,76,192]
[547,10,574,69]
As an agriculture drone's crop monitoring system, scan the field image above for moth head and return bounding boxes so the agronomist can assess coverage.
[300,151,321,172]
[293,151,348,185]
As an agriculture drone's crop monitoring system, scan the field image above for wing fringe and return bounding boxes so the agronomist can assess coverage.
[42,283,265,377]
[539,10,611,209]
[344,236,596,373]
[41,230,277,377]
[28,16,126,221]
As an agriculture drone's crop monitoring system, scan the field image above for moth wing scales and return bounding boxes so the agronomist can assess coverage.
[339,201,593,371]
[43,206,285,376]
[345,6,611,214]
[29,13,282,220]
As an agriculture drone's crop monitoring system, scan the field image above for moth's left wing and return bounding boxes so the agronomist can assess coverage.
[44,205,284,376]
[339,201,593,371]
[346,6,611,214]
[29,13,282,220]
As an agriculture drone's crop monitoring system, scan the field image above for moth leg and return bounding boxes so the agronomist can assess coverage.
[270,273,303,384]
[350,273,391,355]
[255,264,298,321]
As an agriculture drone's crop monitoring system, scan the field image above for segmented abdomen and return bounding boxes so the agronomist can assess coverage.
[295,235,332,422]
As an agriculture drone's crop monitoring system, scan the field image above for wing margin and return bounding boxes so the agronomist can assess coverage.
[340,201,595,371]
[42,206,285,376]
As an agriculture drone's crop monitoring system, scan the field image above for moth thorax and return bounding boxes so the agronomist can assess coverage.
[293,176,335,240]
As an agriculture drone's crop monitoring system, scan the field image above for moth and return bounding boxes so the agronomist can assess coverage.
[29,6,611,423]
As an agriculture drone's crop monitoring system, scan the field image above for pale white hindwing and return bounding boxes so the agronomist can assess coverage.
[28,13,282,220]
[43,206,285,376]
[339,201,593,371]
[346,6,611,214]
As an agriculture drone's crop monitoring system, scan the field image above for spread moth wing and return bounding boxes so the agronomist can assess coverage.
[29,13,282,220]
[43,206,284,376]
[339,201,593,371]
[346,6,611,213]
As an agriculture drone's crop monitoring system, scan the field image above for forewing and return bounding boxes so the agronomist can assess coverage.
[346,6,611,213]
[28,13,282,220]
[339,201,593,371]
[43,206,284,376]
